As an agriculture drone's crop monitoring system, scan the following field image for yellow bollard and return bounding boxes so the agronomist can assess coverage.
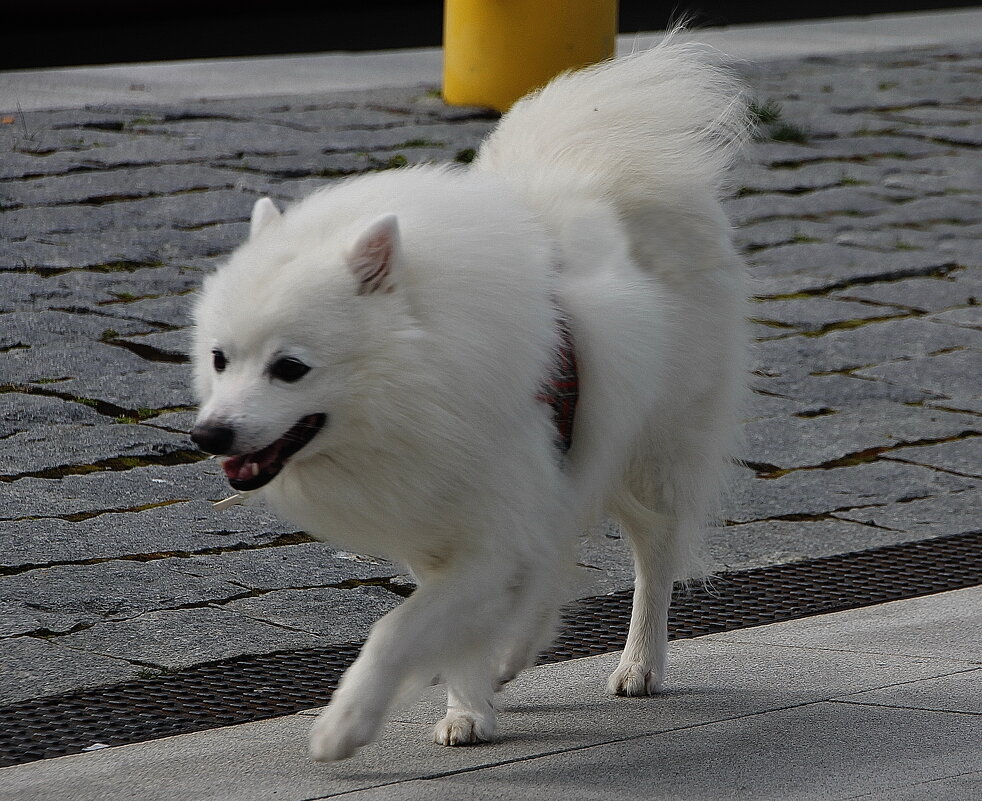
[443,0,618,112]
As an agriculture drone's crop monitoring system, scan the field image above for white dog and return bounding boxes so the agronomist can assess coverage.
[191,35,750,761]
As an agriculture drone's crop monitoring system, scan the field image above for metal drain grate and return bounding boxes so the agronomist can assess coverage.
[1,531,979,767]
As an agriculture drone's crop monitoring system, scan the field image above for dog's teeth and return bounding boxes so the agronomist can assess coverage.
[251,462,260,477]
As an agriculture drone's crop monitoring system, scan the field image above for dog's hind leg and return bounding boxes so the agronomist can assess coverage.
[605,489,679,696]
[494,587,563,689]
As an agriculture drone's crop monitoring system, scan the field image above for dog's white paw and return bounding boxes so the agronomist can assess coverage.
[308,703,381,762]
[432,710,497,747]
[606,661,664,697]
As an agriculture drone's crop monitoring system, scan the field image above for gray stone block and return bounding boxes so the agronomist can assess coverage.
[4,190,255,240]
[741,402,980,471]
[53,606,325,669]
[0,421,193,478]
[0,600,50,637]
[0,164,241,209]
[888,436,982,478]
[709,517,921,572]
[0,310,148,350]
[754,316,978,377]
[873,195,981,228]
[833,489,980,537]
[115,329,192,363]
[750,296,906,333]
[575,528,635,596]
[751,244,959,298]
[732,219,836,252]
[855,348,982,401]
[832,271,981,312]
[0,559,246,627]
[52,360,193,411]
[0,637,139,705]
[0,500,301,569]
[753,371,942,407]
[0,393,104,438]
[0,461,229,521]
[225,585,400,641]
[744,389,816,420]
[728,186,890,227]
[927,306,982,329]
[101,293,196,329]
[723,459,975,524]
[169,541,398,590]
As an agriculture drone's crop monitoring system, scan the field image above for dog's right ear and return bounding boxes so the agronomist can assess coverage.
[250,197,281,239]
[346,214,401,296]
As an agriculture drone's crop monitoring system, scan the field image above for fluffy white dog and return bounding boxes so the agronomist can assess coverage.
[191,35,750,761]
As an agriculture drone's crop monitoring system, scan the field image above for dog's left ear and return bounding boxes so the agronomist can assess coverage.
[250,197,281,239]
[346,214,400,296]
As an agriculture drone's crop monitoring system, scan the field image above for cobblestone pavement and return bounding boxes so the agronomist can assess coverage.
[1,45,979,706]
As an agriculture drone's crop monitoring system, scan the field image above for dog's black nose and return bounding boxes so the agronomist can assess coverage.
[191,422,235,455]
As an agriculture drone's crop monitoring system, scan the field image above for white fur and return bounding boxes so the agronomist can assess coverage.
[192,34,751,762]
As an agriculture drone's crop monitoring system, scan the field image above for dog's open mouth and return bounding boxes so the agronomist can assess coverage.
[222,413,326,491]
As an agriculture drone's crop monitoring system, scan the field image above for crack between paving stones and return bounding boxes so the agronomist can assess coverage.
[0,531,318,577]
[0,382,193,422]
[880,455,982,480]
[0,450,206,483]
[95,287,197,306]
[753,262,962,301]
[6,154,264,184]
[763,146,969,170]
[101,336,190,364]
[830,698,982,717]
[755,311,921,341]
[50,303,183,333]
[0,185,232,212]
[1,497,188,524]
[837,768,982,801]
[922,401,981,418]
[11,577,408,645]
[206,575,414,602]
[745,430,980,479]
[1,260,170,278]
[725,508,889,527]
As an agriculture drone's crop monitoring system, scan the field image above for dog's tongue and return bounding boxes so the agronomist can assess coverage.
[214,414,326,492]
[222,455,258,483]
[221,439,285,483]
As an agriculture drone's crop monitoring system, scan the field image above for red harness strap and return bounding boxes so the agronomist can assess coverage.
[536,313,578,455]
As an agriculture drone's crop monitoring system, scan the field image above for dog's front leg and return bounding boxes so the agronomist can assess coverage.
[308,566,501,761]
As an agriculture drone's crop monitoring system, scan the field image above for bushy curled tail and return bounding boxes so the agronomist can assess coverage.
[474,30,752,213]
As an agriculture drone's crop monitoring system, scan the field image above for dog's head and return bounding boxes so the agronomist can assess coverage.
[190,195,405,492]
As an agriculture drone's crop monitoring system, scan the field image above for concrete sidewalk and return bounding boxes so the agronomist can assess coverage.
[3,9,982,111]
[2,587,979,800]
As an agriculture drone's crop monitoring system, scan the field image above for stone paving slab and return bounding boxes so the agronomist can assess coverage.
[1,40,980,708]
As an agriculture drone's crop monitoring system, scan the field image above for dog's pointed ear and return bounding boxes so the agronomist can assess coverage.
[250,197,281,239]
[346,214,400,295]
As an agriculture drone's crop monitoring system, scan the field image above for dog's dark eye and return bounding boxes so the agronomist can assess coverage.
[212,349,227,372]
[270,357,310,383]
